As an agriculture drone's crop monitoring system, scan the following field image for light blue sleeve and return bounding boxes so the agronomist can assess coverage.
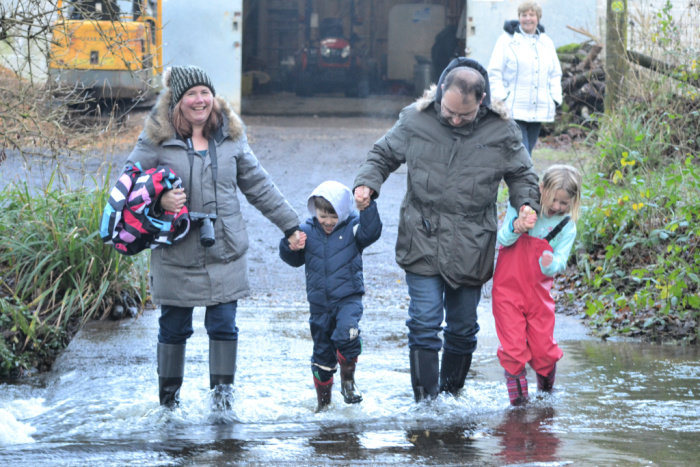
[539,221,577,276]
[497,203,521,246]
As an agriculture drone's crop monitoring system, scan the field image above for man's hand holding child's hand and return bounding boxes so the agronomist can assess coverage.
[513,205,537,234]
[354,185,374,211]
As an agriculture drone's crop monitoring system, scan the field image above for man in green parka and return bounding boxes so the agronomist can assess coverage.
[354,58,540,402]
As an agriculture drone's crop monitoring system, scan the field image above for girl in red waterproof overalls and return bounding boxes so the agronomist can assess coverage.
[492,164,582,405]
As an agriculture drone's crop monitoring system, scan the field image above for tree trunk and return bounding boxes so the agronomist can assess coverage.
[604,0,628,113]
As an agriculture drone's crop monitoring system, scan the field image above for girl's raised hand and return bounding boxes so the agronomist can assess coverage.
[541,250,554,267]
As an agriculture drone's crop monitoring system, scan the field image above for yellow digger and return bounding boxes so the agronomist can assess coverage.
[48,0,162,109]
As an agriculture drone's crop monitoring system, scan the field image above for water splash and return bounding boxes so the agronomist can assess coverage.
[0,408,36,445]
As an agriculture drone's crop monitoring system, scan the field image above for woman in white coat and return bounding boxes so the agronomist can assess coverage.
[487,1,562,156]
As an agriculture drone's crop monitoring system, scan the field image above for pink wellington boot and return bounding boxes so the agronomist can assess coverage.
[505,369,528,406]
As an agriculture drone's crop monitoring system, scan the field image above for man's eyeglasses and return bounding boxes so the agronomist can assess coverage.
[441,103,479,121]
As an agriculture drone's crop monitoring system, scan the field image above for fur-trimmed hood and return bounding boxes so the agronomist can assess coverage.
[142,87,244,146]
[415,84,510,120]
[414,56,511,121]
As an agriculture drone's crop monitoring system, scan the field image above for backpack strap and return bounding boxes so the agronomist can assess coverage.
[544,216,571,243]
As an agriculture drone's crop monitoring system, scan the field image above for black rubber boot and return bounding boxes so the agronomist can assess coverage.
[314,377,333,413]
[536,363,557,392]
[338,352,363,404]
[439,351,472,395]
[409,348,439,402]
[209,339,237,410]
[157,343,186,407]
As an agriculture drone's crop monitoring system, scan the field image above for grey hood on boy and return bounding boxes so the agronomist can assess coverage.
[307,180,355,228]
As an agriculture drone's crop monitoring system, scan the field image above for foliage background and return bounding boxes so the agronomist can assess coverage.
[555,0,700,343]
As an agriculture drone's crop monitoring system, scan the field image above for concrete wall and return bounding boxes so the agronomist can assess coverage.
[162,0,243,112]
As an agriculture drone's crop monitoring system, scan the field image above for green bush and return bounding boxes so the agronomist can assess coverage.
[564,0,700,341]
[571,153,700,339]
[0,174,148,378]
[590,106,674,174]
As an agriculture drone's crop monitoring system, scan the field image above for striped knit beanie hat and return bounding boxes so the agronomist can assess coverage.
[165,65,215,108]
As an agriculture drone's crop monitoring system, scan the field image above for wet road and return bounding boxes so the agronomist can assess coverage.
[2,301,699,465]
[1,116,700,465]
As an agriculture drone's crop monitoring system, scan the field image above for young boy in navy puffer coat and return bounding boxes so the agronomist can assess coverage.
[279,180,382,412]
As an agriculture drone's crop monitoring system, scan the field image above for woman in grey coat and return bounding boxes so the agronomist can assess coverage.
[124,65,304,407]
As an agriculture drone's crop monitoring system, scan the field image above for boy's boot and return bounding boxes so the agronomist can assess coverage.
[314,376,333,413]
[536,363,557,392]
[439,351,472,396]
[337,350,363,404]
[209,339,237,410]
[157,342,186,407]
[505,369,529,406]
[409,348,439,402]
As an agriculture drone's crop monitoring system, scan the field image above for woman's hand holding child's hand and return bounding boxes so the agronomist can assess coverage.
[513,205,537,234]
[289,230,307,251]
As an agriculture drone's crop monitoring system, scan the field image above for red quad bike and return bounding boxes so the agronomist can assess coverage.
[295,17,369,98]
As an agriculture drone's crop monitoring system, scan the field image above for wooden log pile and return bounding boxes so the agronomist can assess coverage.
[556,24,699,132]
[559,41,605,124]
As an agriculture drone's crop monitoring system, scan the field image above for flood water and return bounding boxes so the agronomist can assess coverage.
[2,116,699,465]
[1,299,699,466]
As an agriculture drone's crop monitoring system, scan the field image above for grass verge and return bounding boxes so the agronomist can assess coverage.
[0,172,148,378]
